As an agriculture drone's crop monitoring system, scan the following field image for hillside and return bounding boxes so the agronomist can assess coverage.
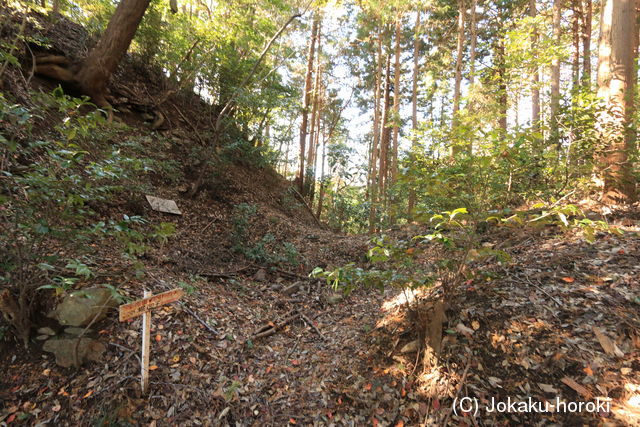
[1,4,639,427]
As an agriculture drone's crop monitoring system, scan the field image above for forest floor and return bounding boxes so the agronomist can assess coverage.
[1,192,639,426]
[1,8,640,426]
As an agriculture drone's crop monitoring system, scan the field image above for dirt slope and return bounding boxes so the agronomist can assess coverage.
[0,8,639,427]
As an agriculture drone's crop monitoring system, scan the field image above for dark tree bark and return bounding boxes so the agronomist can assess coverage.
[530,0,541,132]
[298,14,320,193]
[581,0,592,87]
[75,0,151,110]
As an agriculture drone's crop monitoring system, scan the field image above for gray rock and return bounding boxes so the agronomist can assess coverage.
[64,327,91,336]
[253,269,267,282]
[43,337,106,368]
[49,288,117,327]
[325,293,344,305]
[37,327,56,336]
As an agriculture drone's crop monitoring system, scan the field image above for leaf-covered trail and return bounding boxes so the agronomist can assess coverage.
[2,205,640,426]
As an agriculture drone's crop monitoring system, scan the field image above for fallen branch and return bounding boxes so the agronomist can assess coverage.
[298,310,325,341]
[290,186,323,228]
[180,303,217,336]
[442,357,472,426]
[518,275,563,307]
[253,311,300,339]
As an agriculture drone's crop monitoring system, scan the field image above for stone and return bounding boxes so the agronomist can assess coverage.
[324,292,344,305]
[37,327,56,336]
[49,288,117,327]
[253,269,267,282]
[43,337,106,368]
[282,282,302,296]
[400,340,420,354]
[64,327,91,336]
[145,195,182,215]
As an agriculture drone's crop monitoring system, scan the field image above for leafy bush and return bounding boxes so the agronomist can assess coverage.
[230,203,301,267]
[0,90,175,343]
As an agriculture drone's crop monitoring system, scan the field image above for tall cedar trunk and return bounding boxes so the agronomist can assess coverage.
[379,51,392,211]
[369,27,383,233]
[451,0,466,156]
[572,1,582,90]
[407,10,421,220]
[465,0,477,154]
[306,21,323,198]
[596,0,637,203]
[530,0,541,131]
[316,131,327,219]
[391,14,401,190]
[581,0,592,87]
[297,15,319,192]
[309,75,323,203]
[550,0,562,148]
[75,0,151,109]
[497,40,508,133]
[469,0,477,85]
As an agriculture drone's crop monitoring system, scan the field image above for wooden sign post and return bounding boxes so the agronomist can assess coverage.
[119,288,184,394]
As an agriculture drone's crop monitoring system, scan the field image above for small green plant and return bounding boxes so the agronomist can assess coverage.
[230,203,303,267]
[527,203,623,242]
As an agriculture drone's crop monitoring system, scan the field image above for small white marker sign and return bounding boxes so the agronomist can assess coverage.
[119,288,184,394]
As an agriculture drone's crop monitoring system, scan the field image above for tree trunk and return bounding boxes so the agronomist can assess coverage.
[469,0,477,85]
[451,0,466,156]
[530,0,541,131]
[306,21,323,198]
[407,10,421,220]
[581,0,592,87]
[316,131,327,219]
[549,0,562,148]
[309,74,323,203]
[75,0,151,110]
[497,40,508,133]
[297,14,320,193]
[379,51,392,212]
[391,14,402,189]
[369,26,383,233]
[572,0,582,90]
[596,0,637,203]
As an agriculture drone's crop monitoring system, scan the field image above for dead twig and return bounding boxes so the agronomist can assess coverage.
[297,310,325,341]
[180,303,217,336]
[442,357,472,426]
[252,310,300,339]
[518,275,563,307]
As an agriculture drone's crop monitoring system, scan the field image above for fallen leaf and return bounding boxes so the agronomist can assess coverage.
[561,377,593,399]
[539,383,558,393]
[456,323,475,336]
[471,320,480,330]
[561,277,575,283]
[584,365,594,376]
[593,326,624,357]
[400,340,420,354]
[432,398,440,410]
[149,365,158,370]
[82,390,93,399]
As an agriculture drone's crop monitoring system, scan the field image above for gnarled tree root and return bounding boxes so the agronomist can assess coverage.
[33,54,114,122]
